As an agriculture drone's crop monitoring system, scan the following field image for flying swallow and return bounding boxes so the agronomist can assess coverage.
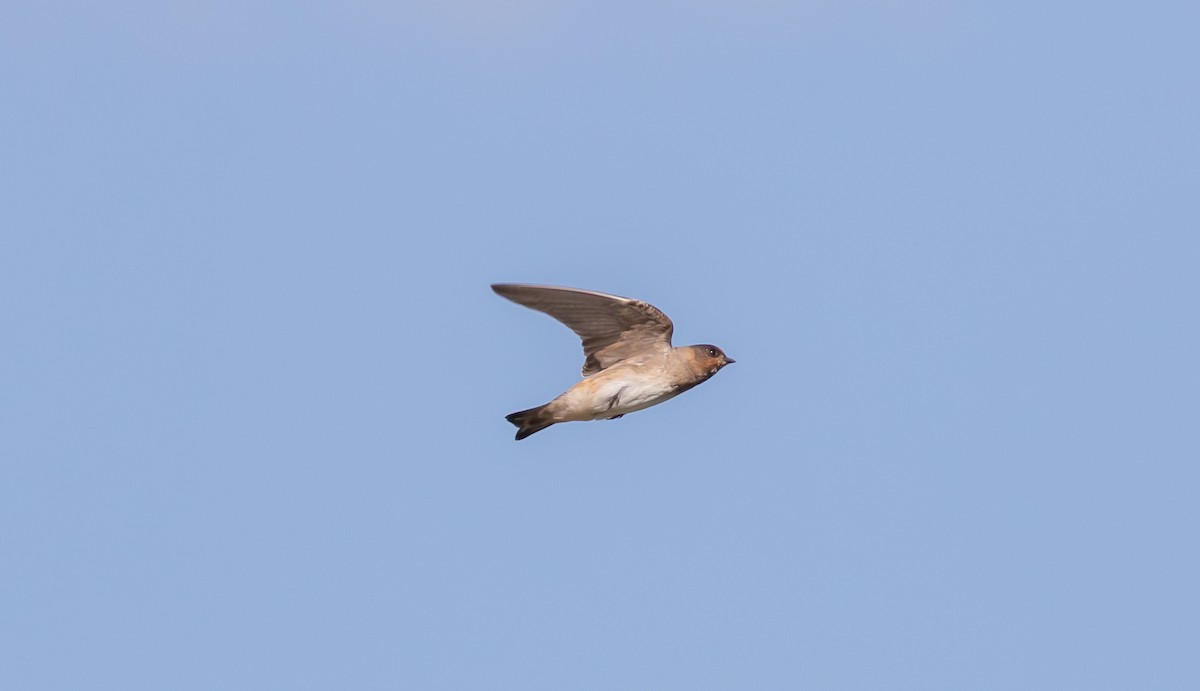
[491,283,735,440]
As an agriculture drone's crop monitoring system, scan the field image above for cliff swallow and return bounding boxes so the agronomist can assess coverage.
[491,283,734,440]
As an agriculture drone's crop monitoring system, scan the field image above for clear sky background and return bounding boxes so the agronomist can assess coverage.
[3,1,1198,689]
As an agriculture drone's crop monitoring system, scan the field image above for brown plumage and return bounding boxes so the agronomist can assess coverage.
[492,283,735,440]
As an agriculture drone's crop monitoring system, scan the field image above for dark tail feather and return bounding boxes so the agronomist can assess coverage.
[505,405,555,440]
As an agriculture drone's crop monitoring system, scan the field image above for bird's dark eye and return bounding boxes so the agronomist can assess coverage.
[707,347,718,357]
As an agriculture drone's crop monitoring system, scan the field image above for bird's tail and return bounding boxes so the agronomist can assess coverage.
[505,405,555,441]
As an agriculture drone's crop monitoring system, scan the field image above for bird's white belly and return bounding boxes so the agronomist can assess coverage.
[576,375,678,420]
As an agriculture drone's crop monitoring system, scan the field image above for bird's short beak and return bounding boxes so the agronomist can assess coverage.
[725,358,736,364]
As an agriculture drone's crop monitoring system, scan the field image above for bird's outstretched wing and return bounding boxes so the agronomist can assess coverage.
[491,283,674,377]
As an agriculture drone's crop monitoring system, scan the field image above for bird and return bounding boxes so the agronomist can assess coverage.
[491,283,735,440]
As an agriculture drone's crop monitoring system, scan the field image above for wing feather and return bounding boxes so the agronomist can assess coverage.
[491,284,674,376]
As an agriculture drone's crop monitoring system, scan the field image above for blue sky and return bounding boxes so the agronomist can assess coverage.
[3,1,1198,689]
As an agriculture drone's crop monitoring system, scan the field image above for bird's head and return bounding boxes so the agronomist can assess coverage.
[688,344,736,376]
